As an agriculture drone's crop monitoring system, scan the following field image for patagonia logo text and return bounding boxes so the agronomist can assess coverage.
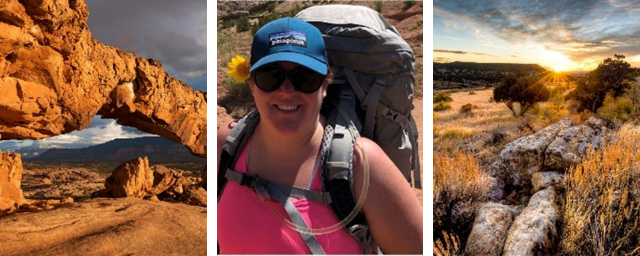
[269,31,307,48]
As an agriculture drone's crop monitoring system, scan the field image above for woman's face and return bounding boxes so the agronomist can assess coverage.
[249,61,328,135]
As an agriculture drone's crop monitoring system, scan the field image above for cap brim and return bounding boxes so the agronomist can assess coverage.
[250,52,327,75]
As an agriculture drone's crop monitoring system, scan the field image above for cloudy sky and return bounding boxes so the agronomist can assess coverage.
[0,0,206,151]
[434,0,640,71]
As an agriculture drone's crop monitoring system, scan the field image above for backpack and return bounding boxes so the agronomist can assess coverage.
[218,5,420,254]
[295,4,421,189]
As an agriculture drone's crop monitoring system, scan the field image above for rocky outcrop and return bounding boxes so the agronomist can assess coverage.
[465,203,517,256]
[0,197,206,256]
[544,125,604,171]
[92,158,206,207]
[503,187,560,256]
[0,151,25,211]
[492,117,609,188]
[0,0,206,157]
[492,119,575,187]
[531,171,564,193]
[94,157,155,198]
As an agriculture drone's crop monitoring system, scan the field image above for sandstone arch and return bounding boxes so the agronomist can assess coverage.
[0,0,206,157]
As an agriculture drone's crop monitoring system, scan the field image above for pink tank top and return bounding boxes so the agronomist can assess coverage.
[218,143,363,254]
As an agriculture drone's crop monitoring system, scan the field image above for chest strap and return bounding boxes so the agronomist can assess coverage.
[225,169,332,205]
[226,169,327,254]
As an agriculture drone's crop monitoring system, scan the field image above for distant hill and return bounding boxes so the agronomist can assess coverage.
[434,62,548,90]
[27,137,205,164]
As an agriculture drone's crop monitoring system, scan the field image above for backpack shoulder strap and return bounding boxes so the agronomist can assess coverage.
[217,109,260,203]
[325,108,381,254]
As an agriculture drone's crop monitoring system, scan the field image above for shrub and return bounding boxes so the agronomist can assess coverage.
[434,92,453,103]
[434,102,452,112]
[468,91,476,95]
[440,127,473,141]
[434,150,489,246]
[236,15,250,32]
[493,74,551,116]
[374,1,384,12]
[459,103,476,116]
[561,136,640,255]
[535,93,571,125]
[567,55,636,113]
[597,95,633,122]
[403,0,417,9]
[224,76,251,100]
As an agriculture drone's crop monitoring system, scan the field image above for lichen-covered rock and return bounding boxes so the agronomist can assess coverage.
[492,119,575,187]
[0,151,25,211]
[465,202,516,256]
[503,187,559,256]
[0,0,206,157]
[544,125,604,171]
[531,172,564,193]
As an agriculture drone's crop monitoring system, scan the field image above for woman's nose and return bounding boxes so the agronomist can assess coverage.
[278,77,297,94]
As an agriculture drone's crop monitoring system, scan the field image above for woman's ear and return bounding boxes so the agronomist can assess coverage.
[322,82,329,98]
[247,79,255,95]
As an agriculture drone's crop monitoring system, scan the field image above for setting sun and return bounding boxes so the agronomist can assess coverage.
[553,64,566,72]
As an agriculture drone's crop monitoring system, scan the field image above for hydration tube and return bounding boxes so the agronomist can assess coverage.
[264,140,370,235]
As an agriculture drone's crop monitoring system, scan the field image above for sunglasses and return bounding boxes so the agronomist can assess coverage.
[251,64,325,93]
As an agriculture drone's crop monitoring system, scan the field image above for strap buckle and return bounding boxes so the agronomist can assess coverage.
[349,224,374,254]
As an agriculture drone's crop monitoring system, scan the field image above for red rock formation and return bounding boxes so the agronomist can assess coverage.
[0,151,25,211]
[0,0,206,157]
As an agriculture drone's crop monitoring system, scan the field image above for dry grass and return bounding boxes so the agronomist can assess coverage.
[433,150,489,204]
[433,89,536,167]
[434,230,462,256]
[561,126,640,255]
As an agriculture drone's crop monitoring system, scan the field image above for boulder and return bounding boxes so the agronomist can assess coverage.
[492,119,575,187]
[465,202,516,256]
[94,157,154,198]
[544,125,604,171]
[0,151,25,211]
[0,0,206,157]
[531,172,564,193]
[503,187,560,256]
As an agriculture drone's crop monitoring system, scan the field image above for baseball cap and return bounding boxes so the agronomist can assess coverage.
[250,17,328,75]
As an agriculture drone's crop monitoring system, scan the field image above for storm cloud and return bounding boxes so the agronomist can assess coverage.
[85,0,207,91]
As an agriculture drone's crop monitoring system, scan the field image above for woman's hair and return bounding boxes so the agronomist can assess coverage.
[324,67,334,85]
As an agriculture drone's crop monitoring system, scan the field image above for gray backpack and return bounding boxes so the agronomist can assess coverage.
[295,4,421,189]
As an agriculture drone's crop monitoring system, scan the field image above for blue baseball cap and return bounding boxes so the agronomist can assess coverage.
[250,17,328,75]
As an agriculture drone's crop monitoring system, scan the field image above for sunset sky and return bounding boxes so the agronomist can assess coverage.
[434,0,640,71]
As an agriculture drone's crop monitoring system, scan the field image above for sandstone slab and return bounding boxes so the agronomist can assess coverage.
[0,197,206,256]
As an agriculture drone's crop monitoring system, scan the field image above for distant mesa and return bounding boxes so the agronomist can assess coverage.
[25,137,205,164]
[433,62,548,90]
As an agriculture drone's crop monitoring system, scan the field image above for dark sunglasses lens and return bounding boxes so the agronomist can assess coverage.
[254,66,284,92]
[291,67,324,93]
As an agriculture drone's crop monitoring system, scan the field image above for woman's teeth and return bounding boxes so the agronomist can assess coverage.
[277,105,298,111]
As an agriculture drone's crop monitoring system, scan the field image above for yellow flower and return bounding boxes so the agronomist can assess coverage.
[227,55,251,83]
